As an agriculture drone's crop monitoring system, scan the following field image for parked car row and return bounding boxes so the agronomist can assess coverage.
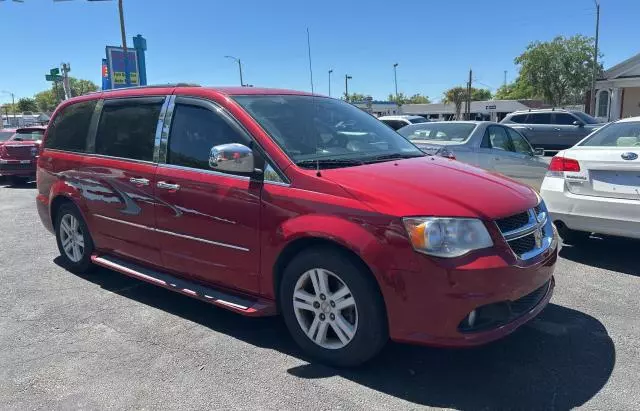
[36,85,557,367]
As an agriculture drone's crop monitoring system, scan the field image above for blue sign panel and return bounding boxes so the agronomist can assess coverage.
[106,46,139,88]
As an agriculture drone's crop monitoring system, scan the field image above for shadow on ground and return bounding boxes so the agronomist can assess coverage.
[560,236,639,276]
[55,257,615,410]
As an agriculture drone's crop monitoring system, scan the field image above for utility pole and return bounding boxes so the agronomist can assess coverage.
[118,0,131,87]
[344,74,352,101]
[590,0,600,116]
[503,70,507,88]
[393,63,399,102]
[61,63,71,99]
[225,56,244,86]
[328,69,333,97]
[466,69,472,120]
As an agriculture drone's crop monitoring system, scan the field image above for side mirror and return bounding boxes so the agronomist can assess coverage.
[209,143,256,174]
[534,147,545,156]
[572,120,584,127]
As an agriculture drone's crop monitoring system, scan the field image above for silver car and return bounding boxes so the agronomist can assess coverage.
[397,121,549,190]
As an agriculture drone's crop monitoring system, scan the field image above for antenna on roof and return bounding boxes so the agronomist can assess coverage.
[306,28,315,94]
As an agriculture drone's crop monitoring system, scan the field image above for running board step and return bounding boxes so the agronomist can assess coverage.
[91,254,276,317]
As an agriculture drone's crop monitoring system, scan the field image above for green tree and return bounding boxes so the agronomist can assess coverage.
[471,88,492,101]
[389,93,431,104]
[515,35,602,106]
[443,87,467,120]
[68,78,99,97]
[34,89,60,112]
[343,93,370,103]
[494,77,537,100]
[17,97,38,113]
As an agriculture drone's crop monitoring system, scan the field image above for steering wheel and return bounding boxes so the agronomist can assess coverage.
[315,120,347,148]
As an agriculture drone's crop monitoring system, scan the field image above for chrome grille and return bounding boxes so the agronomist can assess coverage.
[495,202,554,260]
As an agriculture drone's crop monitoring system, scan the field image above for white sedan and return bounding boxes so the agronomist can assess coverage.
[540,117,640,243]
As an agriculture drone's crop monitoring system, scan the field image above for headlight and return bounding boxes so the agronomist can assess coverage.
[403,217,493,258]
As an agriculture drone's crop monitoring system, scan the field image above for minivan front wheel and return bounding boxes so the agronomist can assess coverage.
[280,247,388,367]
[55,203,95,273]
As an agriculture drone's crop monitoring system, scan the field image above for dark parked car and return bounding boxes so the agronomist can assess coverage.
[37,85,557,366]
[501,109,605,151]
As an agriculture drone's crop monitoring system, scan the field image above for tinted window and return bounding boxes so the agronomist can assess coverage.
[13,130,45,141]
[0,131,14,141]
[44,100,96,152]
[95,100,162,161]
[528,113,552,124]
[572,111,599,124]
[554,113,578,125]
[509,114,528,123]
[507,128,533,154]
[486,126,514,151]
[168,104,250,171]
[382,119,407,130]
[408,117,427,124]
[580,121,640,147]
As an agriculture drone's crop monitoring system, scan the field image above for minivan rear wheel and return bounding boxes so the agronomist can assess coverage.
[55,203,95,273]
[280,246,388,367]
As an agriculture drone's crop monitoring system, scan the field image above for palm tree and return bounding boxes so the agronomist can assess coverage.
[443,87,468,120]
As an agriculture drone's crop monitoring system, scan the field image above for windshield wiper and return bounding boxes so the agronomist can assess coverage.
[363,153,426,163]
[296,158,364,169]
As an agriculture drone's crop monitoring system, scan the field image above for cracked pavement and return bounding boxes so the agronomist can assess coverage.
[1,180,639,410]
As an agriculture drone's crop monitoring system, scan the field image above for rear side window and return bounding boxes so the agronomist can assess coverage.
[553,113,577,125]
[44,100,96,152]
[485,126,515,151]
[167,103,250,171]
[528,113,552,124]
[95,100,162,161]
[382,120,407,130]
[509,114,528,123]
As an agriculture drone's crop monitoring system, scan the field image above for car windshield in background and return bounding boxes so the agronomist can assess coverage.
[13,130,44,141]
[572,111,600,124]
[580,121,640,147]
[397,123,476,145]
[409,117,428,124]
[233,95,424,168]
[0,131,14,141]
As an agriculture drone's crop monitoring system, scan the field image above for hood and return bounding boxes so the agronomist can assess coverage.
[320,156,538,220]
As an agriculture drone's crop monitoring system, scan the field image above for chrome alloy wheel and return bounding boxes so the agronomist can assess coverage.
[59,214,85,263]
[292,268,358,349]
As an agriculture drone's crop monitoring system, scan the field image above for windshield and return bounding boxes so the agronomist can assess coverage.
[580,121,640,147]
[12,130,44,141]
[409,117,428,124]
[0,131,14,142]
[398,123,476,145]
[572,111,599,124]
[233,95,424,167]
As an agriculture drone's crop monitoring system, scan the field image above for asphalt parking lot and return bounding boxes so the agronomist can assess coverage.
[1,180,638,410]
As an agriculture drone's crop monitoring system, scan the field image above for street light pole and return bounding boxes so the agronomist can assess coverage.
[590,0,600,116]
[344,75,352,102]
[225,56,244,86]
[117,0,130,87]
[328,69,333,97]
[393,63,399,102]
[1,91,16,123]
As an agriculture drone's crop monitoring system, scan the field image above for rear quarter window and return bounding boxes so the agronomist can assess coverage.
[508,114,528,123]
[44,100,97,152]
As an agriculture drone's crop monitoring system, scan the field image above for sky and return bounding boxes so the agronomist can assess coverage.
[1,0,639,105]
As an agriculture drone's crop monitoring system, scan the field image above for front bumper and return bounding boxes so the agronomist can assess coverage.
[541,176,640,239]
[0,160,36,177]
[384,242,557,347]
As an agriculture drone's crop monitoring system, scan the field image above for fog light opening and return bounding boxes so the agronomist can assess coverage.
[468,309,477,327]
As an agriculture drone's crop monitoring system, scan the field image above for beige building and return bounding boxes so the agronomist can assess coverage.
[594,52,640,121]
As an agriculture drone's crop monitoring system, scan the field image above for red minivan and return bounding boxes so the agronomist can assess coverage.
[37,85,557,366]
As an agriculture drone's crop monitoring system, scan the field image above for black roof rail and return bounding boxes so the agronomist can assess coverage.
[87,83,201,95]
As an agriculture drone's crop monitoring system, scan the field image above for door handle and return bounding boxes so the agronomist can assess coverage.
[526,127,533,131]
[553,127,561,131]
[129,177,150,186]
[157,181,180,191]
[494,157,500,160]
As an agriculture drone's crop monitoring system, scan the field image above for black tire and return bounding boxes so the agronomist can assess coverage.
[9,176,29,186]
[557,224,590,245]
[280,246,388,367]
[54,203,95,273]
